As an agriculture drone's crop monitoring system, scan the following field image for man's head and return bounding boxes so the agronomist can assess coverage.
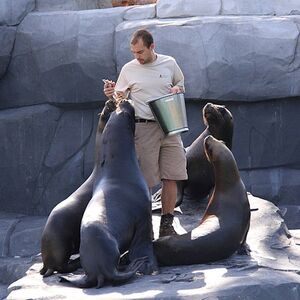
[130,29,156,65]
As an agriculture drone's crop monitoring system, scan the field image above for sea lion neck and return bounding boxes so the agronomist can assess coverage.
[212,156,240,190]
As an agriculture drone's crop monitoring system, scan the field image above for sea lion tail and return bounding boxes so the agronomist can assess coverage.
[59,274,96,288]
[112,256,148,284]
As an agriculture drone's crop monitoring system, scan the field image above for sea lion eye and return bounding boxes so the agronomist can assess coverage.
[219,107,226,114]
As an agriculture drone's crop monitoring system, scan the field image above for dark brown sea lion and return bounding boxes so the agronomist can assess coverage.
[60,100,157,288]
[153,135,250,266]
[181,102,233,202]
[40,99,116,277]
[152,102,233,208]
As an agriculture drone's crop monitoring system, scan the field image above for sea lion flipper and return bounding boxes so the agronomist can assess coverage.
[39,265,46,275]
[59,274,96,288]
[237,242,251,256]
[112,256,148,284]
[65,257,81,272]
[42,267,54,277]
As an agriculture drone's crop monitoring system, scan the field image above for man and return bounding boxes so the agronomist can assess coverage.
[103,29,187,237]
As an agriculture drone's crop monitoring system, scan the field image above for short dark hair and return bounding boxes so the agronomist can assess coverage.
[131,29,154,48]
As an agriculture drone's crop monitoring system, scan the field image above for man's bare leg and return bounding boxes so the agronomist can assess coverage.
[159,179,178,237]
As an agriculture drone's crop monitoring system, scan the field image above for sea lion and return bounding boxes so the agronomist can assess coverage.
[153,135,250,266]
[60,100,157,288]
[40,99,116,277]
[152,102,233,208]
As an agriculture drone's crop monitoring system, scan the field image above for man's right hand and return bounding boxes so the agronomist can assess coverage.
[103,79,116,98]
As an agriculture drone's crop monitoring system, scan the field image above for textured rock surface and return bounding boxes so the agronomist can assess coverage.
[3,195,300,299]
[0,26,16,79]
[222,0,300,16]
[0,104,105,215]
[2,13,300,107]
[279,205,300,230]
[0,284,7,300]
[35,0,112,11]
[1,99,299,215]
[157,0,300,18]
[0,8,126,109]
[157,0,221,18]
[116,16,300,101]
[0,0,35,26]
[123,3,156,20]
[0,212,46,259]
[0,105,59,214]
[0,2,300,216]
[183,99,300,206]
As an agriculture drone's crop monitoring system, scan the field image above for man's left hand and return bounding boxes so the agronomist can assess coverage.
[169,85,182,94]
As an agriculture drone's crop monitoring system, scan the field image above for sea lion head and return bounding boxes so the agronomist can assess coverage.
[203,103,233,148]
[117,99,135,115]
[204,135,232,164]
[114,99,136,133]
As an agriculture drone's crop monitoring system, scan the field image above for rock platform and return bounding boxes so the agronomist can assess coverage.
[1,194,300,299]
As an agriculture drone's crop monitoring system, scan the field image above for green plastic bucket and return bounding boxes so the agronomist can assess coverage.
[147,93,189,136]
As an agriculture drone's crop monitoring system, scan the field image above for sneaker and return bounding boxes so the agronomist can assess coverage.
[159,213,178,238]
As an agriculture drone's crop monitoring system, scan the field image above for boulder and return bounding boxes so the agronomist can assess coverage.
[0,105,100,216]
[157,0,221,18]
[35,0,112,11]
[157,0,300,18]
[9,216,47,257]
[279,205,300,230]
[0,105,61,214]
[2,12,300,106]
[0,8,126,108]
[0,26,16,79]
[123,3,156,20]
[0,0,35,26]
[222,0,300,16]
[116,16,300,101]
[0,211,46,258]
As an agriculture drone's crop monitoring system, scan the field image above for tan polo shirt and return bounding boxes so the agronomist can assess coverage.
[115,54,185,120]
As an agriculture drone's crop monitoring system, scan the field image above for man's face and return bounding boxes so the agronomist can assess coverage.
[130,38,154,65]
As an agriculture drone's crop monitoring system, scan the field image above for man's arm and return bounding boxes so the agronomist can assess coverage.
[171,59,185,94]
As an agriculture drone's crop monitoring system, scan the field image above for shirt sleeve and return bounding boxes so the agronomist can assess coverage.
[173,60,185,92]
[115,66,130,94]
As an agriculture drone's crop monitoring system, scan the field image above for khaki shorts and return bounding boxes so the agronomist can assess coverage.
[135,122,187,188]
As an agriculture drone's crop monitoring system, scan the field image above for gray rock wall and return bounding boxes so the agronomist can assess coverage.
[0,0,35,26]
[156,0,300,18]
[0,2,300,215]
[0,27,16,79]
[115,16,300,100]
